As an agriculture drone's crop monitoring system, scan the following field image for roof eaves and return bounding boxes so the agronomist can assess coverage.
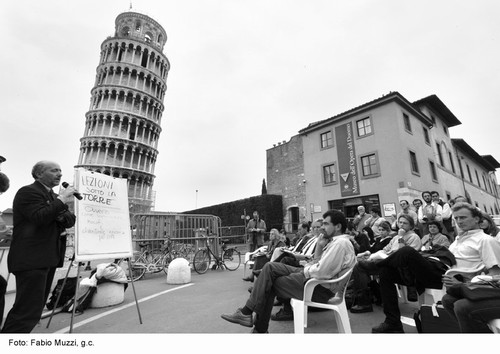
[413,95,462,128]
[482,155,500,169]
[299,91,431,134]
[452,138,497,171]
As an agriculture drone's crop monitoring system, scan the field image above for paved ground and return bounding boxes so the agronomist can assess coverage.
[25,257,420,334]
[4,250,496,354]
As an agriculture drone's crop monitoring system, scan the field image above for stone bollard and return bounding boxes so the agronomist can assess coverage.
[90,282,125,308]
[166,258,191,284]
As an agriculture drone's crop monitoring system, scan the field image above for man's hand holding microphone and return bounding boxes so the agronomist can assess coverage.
[58,182,82,203]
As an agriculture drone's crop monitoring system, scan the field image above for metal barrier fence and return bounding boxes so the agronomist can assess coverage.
[129,213,280,257]
[131,213,223,255]
[219,225,247,244]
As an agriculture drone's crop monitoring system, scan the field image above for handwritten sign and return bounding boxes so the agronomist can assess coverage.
[74,168,133,261]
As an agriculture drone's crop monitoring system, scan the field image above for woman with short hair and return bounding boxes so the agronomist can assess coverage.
[421,220,450,250]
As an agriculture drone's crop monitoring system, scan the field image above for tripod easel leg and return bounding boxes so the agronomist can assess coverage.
[46,254,76,328]
[69,262,83,333]
[127,258,143,324]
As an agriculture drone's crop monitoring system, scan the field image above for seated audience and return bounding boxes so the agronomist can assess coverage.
[364,207,386,237]
[421,220,450,250]
[357,227,373,252]
[289,222,310,247]
[391,200,418,231]
[479,212,499,237]
[275,219,322,267]
[350,217,420,313]
[243,228,286,282]
[346,223,371,255]
[349,221,394,313]
[441,208,500,332]
[220,210,356,333]
[280,229,290,247]
[372,202,500,333]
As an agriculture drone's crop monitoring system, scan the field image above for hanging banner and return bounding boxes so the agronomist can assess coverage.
[335,122,360,197]
[74,168,133,261]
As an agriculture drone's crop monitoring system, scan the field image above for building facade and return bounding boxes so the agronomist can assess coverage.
[75,11,170,214]
[266,135,305,231]
[267,92,500,228]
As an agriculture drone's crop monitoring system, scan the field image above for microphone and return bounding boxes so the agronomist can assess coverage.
[62,182,83,200]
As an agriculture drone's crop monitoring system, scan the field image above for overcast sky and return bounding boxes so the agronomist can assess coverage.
[1,0,499,214]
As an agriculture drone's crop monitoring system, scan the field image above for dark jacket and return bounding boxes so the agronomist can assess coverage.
[420,244,457,268]
[370,236,393,253]
[8,181,75,272]
[246,218,266,245]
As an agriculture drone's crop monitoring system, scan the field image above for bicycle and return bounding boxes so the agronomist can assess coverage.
[165,238,195,263]
[192,236,241,274]
[119,242,172,281]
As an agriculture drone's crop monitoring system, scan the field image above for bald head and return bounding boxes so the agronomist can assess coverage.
[32,161,62,188]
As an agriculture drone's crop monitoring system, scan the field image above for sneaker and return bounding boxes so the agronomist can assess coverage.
[242,276,254,282]
[350,304,373,313]
[371,322,404,333]
[271,308,293,321]
[221,308,253,328]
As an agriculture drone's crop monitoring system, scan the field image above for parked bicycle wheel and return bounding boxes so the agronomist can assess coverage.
[129,263,147,281]
[222,248,241,271]
[193,249,211,274]
[117,258,146,281]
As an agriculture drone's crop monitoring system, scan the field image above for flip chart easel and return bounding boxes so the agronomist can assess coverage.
[47,168,142,332]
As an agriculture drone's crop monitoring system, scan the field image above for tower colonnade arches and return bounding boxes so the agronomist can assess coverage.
[94,63,167,100]
[89,87,164,124]
[83,111,161,149]
[76,11,168,214]
[79,139,158,175]
[99,39,170,81]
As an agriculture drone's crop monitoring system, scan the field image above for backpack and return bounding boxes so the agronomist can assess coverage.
[61,286,97,313]
[46,277,78,310]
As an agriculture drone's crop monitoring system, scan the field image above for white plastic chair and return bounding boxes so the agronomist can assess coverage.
[488,319,500,333]
[397,284,446,305]
[290,267,354,333]
[398,265,487,305]
[243,246,267,277]
[243,253,254,277]
[420,287,446,304]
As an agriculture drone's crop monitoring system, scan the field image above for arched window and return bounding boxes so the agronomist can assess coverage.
[121,26,130,36]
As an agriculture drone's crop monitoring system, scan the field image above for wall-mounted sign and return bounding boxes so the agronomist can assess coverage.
[335,122,360,197]
[383,203,396,218]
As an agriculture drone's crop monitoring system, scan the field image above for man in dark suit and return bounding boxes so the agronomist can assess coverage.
[1,161,77,333]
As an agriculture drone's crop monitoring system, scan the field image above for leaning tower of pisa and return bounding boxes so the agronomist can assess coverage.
[75,11,169,214]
